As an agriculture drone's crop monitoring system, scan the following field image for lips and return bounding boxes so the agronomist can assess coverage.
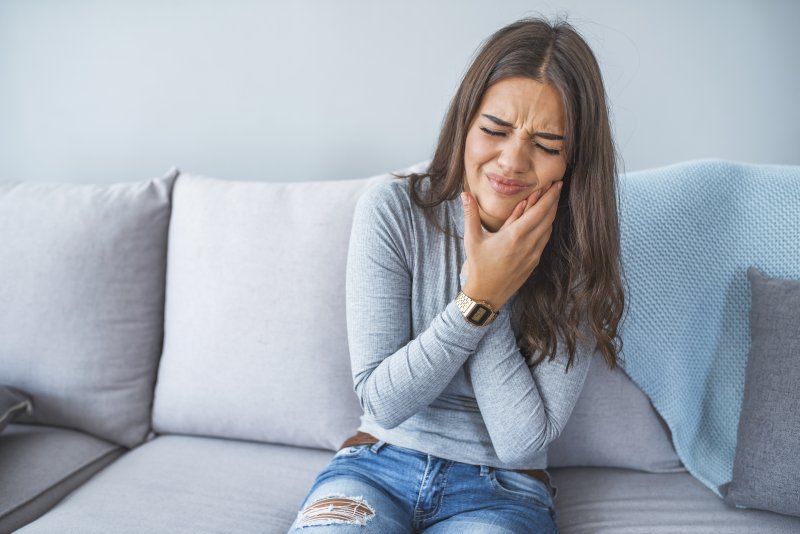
[486,172,534,196]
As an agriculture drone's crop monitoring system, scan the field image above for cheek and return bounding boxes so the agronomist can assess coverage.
[534,153,568,182]
[464,132,495,170]
[463,132,483,192]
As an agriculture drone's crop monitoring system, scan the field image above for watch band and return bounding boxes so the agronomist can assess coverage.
[455,290,498,327]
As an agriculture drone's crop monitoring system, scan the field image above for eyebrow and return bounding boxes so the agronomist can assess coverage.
[482,114,564,140]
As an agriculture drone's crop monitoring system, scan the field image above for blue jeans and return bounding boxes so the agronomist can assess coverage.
[288,440,558,533]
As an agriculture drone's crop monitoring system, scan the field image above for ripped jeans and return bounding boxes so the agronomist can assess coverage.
[287,440,558,533]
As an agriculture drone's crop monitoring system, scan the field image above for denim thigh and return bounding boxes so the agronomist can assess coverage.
[287,442,557,534]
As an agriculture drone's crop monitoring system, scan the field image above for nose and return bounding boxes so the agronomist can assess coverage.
[496,136,532,175]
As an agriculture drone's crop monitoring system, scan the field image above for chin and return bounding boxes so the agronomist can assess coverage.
[478,198,514,229]
[484,193,517,215]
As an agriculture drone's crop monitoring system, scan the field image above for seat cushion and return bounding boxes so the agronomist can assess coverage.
[0,170,177,447]
[0,423,125,533]
[549,466,800,533]
[16,435,800,534]
[14,435,334,534]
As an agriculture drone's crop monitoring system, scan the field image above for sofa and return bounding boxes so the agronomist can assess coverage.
[1,159,798,533]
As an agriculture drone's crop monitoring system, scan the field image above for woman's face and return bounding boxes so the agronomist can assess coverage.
[463,76,568,232]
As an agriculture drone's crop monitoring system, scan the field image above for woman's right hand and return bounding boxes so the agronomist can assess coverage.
[460,180,562,310]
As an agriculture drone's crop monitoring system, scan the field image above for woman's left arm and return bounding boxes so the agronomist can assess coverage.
[465,313,593,465]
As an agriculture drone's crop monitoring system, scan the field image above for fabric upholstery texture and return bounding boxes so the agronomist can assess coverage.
[0,386,32,434]
[153,164,428,451]
[548,356,684,473]
[618,159,800,496]
[14,435,800,534]
[549,467,800,533]
[14,435,334,534]
[720,268,800,517]
[0,170,178,447]
[0,424,124,533]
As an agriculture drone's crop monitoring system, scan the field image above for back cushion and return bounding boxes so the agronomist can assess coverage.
[152,167,420,450]
[0,170,177,447]
[548,355,685,472]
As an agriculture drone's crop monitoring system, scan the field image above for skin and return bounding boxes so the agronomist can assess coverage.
[461,76,568,311]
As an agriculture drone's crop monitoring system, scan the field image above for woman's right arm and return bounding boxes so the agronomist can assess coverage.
[346,182,495,429]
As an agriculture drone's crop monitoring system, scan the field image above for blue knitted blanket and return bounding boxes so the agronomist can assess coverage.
[617,159,800,497]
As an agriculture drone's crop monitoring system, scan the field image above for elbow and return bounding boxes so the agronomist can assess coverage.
[368,410,404,430]
[360,402,406,429]
[495,444,539,465]
[493,426,560,464]
[355,386,405,429]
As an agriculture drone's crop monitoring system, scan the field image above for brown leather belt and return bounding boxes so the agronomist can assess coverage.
[339,431,554,495]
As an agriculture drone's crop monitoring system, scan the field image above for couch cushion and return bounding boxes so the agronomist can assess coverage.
[549,466,800,533]
[16,436,800,534]
[720,267,800,517]
[14,435,333,534]
[0,170,178,447]
[152,162,428,450]
[0,423,125,533]
[548,356,684,473]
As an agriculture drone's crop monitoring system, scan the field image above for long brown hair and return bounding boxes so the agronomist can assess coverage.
[399,17,624,371]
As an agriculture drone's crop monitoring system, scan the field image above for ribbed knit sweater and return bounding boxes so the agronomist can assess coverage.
[346,177,593,470]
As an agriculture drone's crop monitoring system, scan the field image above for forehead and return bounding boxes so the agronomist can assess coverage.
[477,76,565,134]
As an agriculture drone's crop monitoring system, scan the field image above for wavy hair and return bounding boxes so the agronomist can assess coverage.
[398,17,625,371]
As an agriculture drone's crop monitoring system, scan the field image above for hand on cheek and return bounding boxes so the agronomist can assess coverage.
[460,180,563,310]
[524,181,559,213]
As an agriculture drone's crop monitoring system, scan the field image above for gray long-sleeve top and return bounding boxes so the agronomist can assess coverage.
[346,176,594,469]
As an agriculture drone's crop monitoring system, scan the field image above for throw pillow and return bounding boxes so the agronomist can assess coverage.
[0,386,33,433]
[720,267,800,517]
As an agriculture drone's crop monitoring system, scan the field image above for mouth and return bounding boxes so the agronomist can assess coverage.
[485,172,534,196]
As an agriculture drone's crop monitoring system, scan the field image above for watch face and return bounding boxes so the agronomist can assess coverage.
[467,304,493,326]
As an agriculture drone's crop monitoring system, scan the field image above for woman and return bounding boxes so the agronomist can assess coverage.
[288,16,624,534]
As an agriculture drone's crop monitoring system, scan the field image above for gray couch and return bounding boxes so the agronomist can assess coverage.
[1,161,798,533]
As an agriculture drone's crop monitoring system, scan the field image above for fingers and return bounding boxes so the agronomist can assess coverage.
[461,191,483,244]
[523,185,548,211]
[499,198,527,231]
[527,184,561,254]
[518,181,562,226]
[507,180,562,251]
[524,180,562,212]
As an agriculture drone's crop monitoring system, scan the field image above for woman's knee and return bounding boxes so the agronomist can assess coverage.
[294,494,375,528]
[288,482,411,533]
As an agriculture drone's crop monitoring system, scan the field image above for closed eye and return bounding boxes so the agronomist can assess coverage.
[535,143,561,156]
[480,127,561,156]
[480,127,505,137]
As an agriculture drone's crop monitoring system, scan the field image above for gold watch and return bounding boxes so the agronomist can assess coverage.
[455,290,498,327]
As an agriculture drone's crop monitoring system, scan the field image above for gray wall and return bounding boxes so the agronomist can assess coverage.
[1,0,798,184]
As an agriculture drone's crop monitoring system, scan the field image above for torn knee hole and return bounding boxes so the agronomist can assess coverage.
[297,496,375,527]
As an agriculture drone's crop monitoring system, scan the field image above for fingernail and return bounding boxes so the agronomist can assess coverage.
[557,181,563,190]
[521,199,528,210]
[461,192,468,205]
